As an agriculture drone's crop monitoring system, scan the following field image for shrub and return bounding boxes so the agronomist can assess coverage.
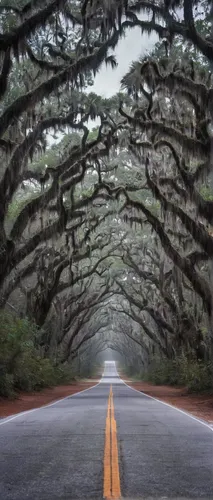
[0,311,75,397]
[0,373,15,398]
[14,354,57,392]
[54,364,76,384]
[143,354,213,393]
[124,364,138,377]
[185,361,212,392]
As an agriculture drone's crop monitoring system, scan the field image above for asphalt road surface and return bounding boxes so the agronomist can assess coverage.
[0,361,213,499]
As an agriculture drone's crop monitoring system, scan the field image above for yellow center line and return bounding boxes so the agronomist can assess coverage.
[103,385,121,499]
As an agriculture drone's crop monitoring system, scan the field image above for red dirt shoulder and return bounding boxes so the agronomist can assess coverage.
[0,379,99,418]
[121,377,213,424]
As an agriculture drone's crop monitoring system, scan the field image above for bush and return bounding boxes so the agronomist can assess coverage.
[185,361,212,392]
[124,364,139,377]
[14,354,57,392]
[54,364,76,384]
[0,373,15,398]
[143,354,213,393]
[0,311,75,397]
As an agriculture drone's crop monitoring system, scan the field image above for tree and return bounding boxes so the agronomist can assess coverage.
[1,0,213,391]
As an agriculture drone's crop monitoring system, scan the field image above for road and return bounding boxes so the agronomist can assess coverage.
[0,361,213,499]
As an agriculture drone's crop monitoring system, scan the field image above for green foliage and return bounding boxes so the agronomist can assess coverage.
[0,0,212,399]
[14,355,57,392]
[143,355,213,393]
[0,374,14,399]
[148,16,210,70]
[6,189,41,222]
[88,128,99,141]
[124,364,139,377]
[29,132,81,175]
[0,312,75,398]
[200,185,213,201]
[54,364,76,384]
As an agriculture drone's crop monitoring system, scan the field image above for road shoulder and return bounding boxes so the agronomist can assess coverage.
[119,374,213,425]
[0,377,100,418]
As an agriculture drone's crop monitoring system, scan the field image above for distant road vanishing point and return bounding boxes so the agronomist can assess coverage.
[0,361,213,499]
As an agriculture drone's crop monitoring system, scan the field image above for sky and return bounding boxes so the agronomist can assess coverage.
[89,27,158,98]
[88,3,191,100]
[85,26,158,130]
[49,24,159,142]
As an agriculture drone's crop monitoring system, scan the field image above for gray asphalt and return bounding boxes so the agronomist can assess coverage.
[0,361,213,499]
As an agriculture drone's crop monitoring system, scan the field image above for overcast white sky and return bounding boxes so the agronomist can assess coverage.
[85,26,158,130]
[89,27,158,98]
[49,26,159,141]
[88,3,189,99]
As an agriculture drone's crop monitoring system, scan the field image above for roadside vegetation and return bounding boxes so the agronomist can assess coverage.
[123,356,213,393]
[0,311,79,397]
[1,0,213,396]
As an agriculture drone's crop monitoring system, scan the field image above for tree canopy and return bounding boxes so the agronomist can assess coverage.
[1,0,213,393]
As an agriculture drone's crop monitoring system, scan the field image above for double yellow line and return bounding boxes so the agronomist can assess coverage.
[103,385,121,499]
